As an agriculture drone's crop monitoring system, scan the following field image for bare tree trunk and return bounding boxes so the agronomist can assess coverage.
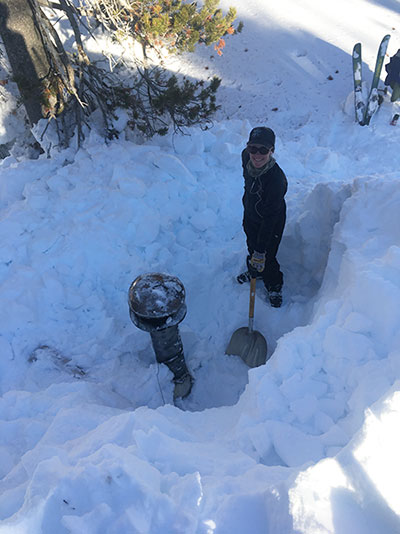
[0,0,51,124]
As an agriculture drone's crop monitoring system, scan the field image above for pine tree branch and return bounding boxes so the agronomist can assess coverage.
[58,0,89,63]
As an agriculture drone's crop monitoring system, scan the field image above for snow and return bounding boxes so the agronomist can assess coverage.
[1,0,400,532]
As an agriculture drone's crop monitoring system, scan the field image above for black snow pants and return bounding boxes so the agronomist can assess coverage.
[243,208,286,291]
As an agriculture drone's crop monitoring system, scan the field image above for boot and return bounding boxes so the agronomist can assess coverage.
[266,285,282,308]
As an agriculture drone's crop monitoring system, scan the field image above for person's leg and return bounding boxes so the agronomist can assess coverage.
[237,218,263,283]
[262,210,286,289]
[262,209,286,306]
[243,217,257,255]
[262,255,283,290]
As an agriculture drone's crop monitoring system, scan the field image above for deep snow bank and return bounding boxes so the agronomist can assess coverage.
[1,120,400,531]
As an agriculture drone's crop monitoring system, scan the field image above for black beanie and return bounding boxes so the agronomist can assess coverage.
[248,127,275,148]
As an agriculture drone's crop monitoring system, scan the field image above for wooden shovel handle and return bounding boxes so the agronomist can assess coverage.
[249,277,256,320]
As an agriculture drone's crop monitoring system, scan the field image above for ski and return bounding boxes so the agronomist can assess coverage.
[390,113,399,125]
[352,43,365,124]
[362,34,391,125]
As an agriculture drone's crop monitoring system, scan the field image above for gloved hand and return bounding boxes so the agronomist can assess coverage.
[249,251,266,273]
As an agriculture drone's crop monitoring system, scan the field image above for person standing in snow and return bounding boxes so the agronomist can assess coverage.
[237,126,288,308]
[384,49,400,102]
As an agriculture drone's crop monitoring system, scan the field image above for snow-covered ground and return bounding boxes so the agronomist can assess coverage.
[1,0,400,532]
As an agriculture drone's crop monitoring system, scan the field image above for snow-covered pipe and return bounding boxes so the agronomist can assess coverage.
[128,273,192,398]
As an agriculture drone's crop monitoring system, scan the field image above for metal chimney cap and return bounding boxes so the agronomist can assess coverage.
[128,272,186,320]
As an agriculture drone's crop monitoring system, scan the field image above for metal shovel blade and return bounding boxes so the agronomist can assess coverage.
[226,277,268,368]
[226,326,268,368]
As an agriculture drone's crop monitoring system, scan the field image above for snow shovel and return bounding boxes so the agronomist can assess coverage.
[226,277,268,368]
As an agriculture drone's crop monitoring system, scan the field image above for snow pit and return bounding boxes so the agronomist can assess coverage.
[1,45,400,531]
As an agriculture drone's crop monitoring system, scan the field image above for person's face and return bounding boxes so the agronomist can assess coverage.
[247,144,273,168]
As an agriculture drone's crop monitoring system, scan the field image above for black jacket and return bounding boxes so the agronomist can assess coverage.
[242,149,287,252]
[385,53,400,86]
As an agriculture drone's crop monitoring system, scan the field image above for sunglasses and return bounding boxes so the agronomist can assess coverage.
[247,145,272,155]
